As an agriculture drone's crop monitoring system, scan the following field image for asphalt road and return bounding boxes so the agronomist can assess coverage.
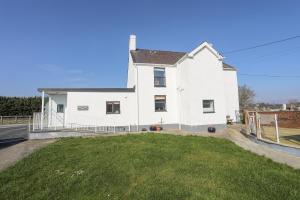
[0,125,28,141]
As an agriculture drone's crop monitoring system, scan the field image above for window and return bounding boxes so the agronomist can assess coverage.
[106,101,120,114]
[155,95,166,112]
[77,106,89,111]
[57,104,64,113]
[154,67,166,87]
[203,100,215,113]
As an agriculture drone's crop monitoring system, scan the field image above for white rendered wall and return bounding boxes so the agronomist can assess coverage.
[47,94,67,127]
[177,47,227,126]
[127,54,136,88]
[65,92,137,126]
[46,44,238,129]
[223,70,239,122]
[136,65,178,126]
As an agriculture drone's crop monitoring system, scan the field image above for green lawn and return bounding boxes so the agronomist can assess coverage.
[0,134,300,200]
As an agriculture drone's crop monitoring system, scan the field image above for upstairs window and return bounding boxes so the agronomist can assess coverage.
[106,101,120,114]
[203,100,215,113]
[57,104,64,113]
[155,95,166,112]
[154,67,166,87]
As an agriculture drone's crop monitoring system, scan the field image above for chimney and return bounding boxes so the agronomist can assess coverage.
[129,34,136,51]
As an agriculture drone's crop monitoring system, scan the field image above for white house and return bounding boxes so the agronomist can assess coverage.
[37,35,239,132]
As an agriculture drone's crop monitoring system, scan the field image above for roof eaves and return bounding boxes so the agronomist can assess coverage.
[223,63,237,71]
[38,87,136,93]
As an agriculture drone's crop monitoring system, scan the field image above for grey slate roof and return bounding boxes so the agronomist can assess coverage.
[130,49,186,65]
[223,63,237,71]
[131,48,236,71]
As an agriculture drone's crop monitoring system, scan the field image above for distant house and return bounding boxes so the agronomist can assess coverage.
[36,35,239,132]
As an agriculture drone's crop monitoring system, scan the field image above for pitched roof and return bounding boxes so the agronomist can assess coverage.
[130,49,186,65]
[223,63,237,71]
[130,49,237,71]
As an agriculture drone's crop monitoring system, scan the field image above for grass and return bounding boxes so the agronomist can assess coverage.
[261,126,300,147]
[0,133,300,200]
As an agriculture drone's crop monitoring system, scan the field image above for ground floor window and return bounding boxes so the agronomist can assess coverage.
[57,104,64,113]
[106,101,120,114]
[203,100,215,113]
[155,95,166,112]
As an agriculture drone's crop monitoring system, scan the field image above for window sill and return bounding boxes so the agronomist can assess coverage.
[106,113,121,115]
[203,111,215,114]
[155,110,167,112]
[154,85,166,88]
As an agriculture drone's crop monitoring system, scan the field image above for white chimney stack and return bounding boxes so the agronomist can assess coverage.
[129,34,136,51]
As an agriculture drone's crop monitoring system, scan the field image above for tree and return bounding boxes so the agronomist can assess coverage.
[0,96,42,116]
[238,85,255,110]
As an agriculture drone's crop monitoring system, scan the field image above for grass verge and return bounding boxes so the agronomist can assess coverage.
[0,133,299,200]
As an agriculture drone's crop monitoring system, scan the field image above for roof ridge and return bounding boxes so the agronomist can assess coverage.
[135,48,187,54]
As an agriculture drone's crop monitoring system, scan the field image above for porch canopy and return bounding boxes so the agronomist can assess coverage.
[37,87,135,95]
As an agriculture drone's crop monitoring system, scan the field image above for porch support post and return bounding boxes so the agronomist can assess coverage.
[41,91,45,130]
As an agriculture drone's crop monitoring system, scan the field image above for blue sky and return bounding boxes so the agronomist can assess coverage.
[0,0,299,103]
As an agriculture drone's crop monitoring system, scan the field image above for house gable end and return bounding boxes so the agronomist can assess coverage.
[187,42,223,60]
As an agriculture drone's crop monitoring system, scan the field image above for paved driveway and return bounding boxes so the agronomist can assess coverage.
[0,139,56,171]
[0,124,28,141]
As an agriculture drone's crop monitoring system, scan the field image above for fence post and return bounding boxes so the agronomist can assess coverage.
[274,114,280,143]
[0,116,2,125]
[15,116,17,124]
[129,125,131,132]
[257,113,261,139]
[33,114,35,131]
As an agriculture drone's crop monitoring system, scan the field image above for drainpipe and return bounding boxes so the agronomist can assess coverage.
[41,90,45,130]
[177,87,184,130]
[135,65,140,131]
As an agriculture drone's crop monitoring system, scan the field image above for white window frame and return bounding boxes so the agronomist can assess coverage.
[106,101,120,114]
[155,95,167,112]
[203,100,215,113]
[154,67,166,87]
[57,104,64,113]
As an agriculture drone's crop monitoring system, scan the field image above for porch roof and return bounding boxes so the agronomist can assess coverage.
[38,87,135,94]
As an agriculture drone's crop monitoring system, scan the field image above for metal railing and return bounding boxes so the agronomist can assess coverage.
[32,112,138,133]
[32,123,138,133]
